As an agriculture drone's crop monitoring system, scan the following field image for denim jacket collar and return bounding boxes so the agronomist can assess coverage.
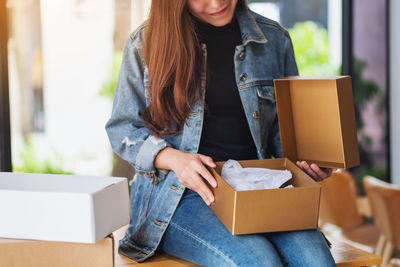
[235,8,268,46]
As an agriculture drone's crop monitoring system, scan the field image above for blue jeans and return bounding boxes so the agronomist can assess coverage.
[160,189,336,267]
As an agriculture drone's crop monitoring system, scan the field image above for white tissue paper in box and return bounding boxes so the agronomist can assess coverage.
[221,159,293,191]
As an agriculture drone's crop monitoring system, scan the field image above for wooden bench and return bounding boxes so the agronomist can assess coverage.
[114,227,382,267]
[330,242,382,266]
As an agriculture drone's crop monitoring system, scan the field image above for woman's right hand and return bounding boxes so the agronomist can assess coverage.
[154,147,217,206]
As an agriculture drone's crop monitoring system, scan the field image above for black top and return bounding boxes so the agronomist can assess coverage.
[195,16,258,161]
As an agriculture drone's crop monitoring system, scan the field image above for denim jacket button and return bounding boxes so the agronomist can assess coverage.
[154,220,164,226]
[240,73,247,81]
[252,111,260,119]
[239,51,246,60]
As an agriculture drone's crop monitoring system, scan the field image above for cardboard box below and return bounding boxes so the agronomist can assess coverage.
[0,172,129,243]
[0,235,114,267]
[209,158,321,235]
[274,76,360,169]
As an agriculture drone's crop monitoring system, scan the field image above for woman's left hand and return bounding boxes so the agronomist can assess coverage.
[296,161,335,182]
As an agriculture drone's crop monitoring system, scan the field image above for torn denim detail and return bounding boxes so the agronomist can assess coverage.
[122,137,138,146]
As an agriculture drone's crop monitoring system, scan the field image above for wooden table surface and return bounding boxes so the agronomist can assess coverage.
[113,225,382,267]
[330,241,382,267]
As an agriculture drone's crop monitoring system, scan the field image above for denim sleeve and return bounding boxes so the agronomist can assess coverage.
[270,34,299,158]
[105,34,169,174]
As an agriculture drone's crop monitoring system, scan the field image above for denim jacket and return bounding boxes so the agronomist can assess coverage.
[106,7,298,262]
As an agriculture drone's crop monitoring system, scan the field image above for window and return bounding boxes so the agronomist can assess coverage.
[6,0,150,176]
[248,0,390,185]
[350,0,389,184]
[249,0,342,76]
[0,0,12,171]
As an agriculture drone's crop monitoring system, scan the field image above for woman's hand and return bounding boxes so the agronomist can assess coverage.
[154,147,217,206]
[296,161,335,182]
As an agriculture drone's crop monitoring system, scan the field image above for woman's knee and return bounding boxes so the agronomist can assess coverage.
[207,235,285,267]
[267,229,336,267]
[162,224,284,267]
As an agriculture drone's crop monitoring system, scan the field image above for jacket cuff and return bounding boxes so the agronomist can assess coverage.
[135,136,169,172]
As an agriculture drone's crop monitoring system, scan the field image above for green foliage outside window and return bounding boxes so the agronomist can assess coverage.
[99,51,123,99]
[288,21,340,76]
[13,138,72,175]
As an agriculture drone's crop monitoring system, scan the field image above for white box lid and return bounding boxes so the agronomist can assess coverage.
[0,172,130,243]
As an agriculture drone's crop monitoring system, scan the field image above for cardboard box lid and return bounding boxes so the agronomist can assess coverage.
[273,76,359,169]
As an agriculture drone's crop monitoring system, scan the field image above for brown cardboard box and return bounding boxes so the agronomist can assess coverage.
[208,76,359,235]
[0,235,114,267]
[274,76,360,169]
[209,158,321,235]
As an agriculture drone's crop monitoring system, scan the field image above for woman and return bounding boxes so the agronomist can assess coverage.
[106,0,336,266]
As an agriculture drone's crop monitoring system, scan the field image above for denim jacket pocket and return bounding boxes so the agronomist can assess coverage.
[256,83,276,103]
[256,83,277,119]
[155,169,169,183]
[257,82,278,151]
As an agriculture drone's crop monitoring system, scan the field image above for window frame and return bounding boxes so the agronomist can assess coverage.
[0,0,12,172]
[342,0,391,182]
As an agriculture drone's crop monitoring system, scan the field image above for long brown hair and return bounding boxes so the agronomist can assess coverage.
[142,0,247,137]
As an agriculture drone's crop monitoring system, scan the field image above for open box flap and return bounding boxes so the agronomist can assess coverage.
[273,76,360,169]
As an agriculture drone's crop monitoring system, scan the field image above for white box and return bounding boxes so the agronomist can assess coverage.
[0,172,129,243]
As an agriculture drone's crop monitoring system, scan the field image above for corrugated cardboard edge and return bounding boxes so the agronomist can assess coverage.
[315,186,322,228]
[336,77,360,168]
[232,192,238,234]
[208,166,237,234]
[333,78,346,168]
[273,79,298,162]
[285,158,322,229]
